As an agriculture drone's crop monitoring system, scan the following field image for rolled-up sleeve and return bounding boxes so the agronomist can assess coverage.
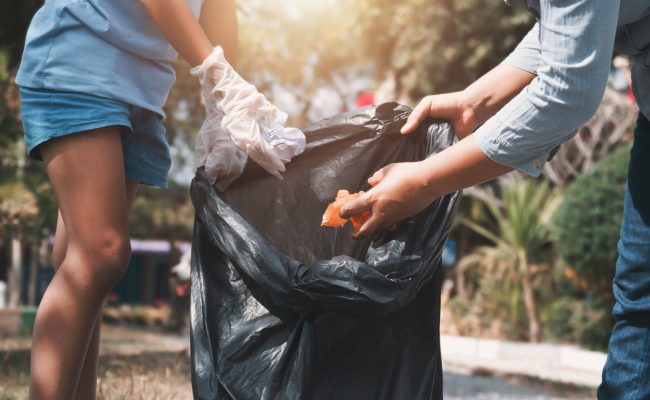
[474,0,621,176]
[502,22,541,74]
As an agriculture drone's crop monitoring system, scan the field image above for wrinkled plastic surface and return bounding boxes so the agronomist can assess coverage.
[191,46,305,189]
[190,103,461,400]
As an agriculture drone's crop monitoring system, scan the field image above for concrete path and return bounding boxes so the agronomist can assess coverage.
[441,335,606,388]
[444,367,580,400]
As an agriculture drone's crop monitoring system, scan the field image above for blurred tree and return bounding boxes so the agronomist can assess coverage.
[0,0,50,307]
[0,0,43,69]
[129,184,195,242]
[458,179,561,342]
[0,180,39,307]
[353,0,534,98]
[0,51,25,171]
[236,0,369,124]
[0,0,42,166]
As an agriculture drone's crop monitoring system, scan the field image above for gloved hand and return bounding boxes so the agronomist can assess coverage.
[193,107,248,191]
[191,46,306,189]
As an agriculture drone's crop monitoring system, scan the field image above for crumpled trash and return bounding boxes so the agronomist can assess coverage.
[321,190,370,229]
[191,46,306,190]
[190,103,461,400]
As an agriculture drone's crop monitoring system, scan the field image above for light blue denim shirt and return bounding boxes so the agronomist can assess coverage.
[17,0,204,117]
[475,0,650,176]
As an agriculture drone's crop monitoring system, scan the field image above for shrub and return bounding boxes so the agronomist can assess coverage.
[542,298,575,341]
[550,147,629,351]
[541,297,611,351]
[552,146,630,295]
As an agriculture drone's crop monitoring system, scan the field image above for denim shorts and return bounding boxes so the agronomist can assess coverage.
[19,86,171,188]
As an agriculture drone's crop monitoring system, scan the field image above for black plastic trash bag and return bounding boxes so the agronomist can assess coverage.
[190,103,462,400]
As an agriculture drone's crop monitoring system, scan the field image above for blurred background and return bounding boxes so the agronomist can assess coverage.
[0,0,638,399]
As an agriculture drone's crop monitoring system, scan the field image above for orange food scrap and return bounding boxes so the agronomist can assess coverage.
[321,190,371,229]
[349,211,371,230]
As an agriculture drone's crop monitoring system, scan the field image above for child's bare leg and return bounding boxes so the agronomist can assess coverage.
[51,180,138,399]
[29,127,132,399]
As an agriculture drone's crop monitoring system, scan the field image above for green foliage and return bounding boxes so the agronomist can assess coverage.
[0,180,39,236]
[461,179,560,264]
[0,0,43,69]
[0,0,53,236]
[454,247,531,340]
[0,0,43,147]
[457,179,561,341]
[552,146,630,294]
[0,52,24,151]
[23,175,57,233]
[541,298,575,341]
[545,147,630,350]
[128,184,194,241]
[0,49,56,236]
[573,304,611,351]
[353,0,534,97]
[541,298,611,351]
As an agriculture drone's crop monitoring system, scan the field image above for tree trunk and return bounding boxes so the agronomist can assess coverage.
[455,228,470,300]
[521,270,541,343]
[455,268,467,300]
[8,235,23,308]
[28,238,40,306]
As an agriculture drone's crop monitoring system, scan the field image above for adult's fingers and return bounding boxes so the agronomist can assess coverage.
[352,213,389,239]
[368,165,390,187]
[401,97,432,135]
[340,192,373,219]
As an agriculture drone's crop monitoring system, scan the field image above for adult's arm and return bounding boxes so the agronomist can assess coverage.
[401,23,540,138]
[343,0,621,237]
[139,0,238,67]
[472,1,620,175]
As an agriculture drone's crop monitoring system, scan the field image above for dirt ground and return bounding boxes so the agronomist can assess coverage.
[0,325,192,400]
[1,325,591,400]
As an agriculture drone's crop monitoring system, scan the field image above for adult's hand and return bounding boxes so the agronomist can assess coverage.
[401,64,536,138]
[400,92,479,138]
[340,161,439,238]
[340,135,513,238]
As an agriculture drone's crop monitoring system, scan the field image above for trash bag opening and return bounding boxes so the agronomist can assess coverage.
[190,103,462,400]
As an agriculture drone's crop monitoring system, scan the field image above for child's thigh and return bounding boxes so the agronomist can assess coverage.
[40,126,131,247]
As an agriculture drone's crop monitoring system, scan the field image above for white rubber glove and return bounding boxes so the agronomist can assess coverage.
[194,107,248,191]
[191,46,306,188]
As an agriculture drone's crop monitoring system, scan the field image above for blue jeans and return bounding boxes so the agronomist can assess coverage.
[598,113,650,399]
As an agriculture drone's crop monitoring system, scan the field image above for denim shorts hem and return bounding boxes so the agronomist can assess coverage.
[27,120,132,160]
[20,86,171,188]
[124,168,169,189]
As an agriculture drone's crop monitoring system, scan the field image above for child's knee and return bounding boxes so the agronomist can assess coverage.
[75,230,132,286]
[96,231,131,281]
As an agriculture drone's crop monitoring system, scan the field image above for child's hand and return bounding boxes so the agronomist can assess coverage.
[191,47,305,189]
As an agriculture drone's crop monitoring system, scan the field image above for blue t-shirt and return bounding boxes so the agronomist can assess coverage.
[17,0,204,117]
